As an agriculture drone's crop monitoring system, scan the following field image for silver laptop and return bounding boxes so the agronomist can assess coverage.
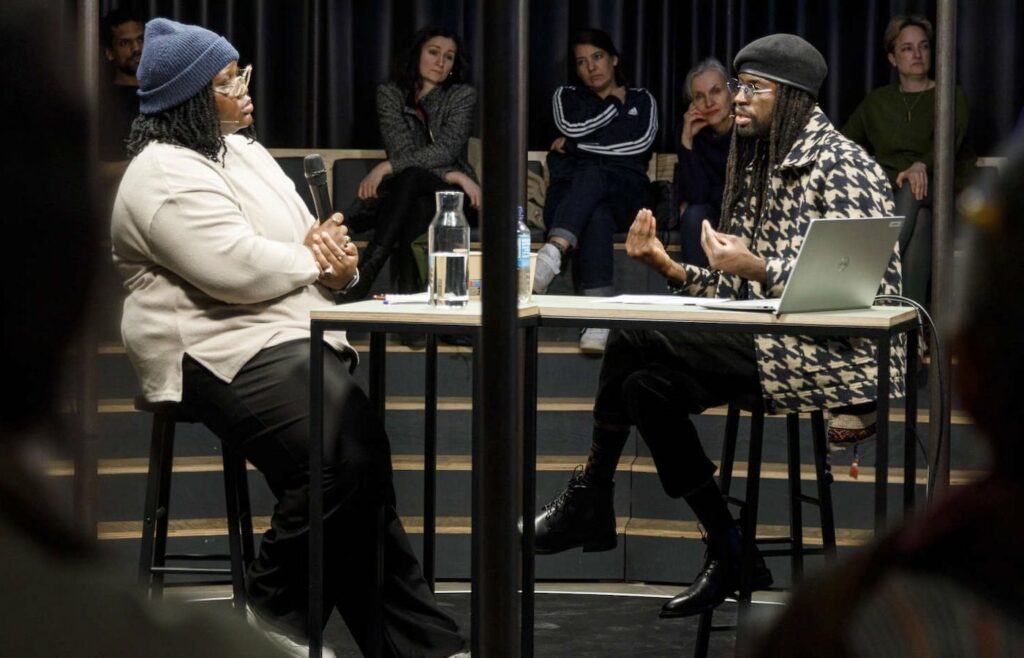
[699,216,904,316]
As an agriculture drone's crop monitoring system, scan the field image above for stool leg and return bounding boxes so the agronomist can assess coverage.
[222,446,247,612]
[693,610,713,658]
[139,412,176,599]
[738,405,765,645]
[366,505,385,658]
[138,414,167,592]
[719,405,740,497]
[236,460,256,570]
[785,413,804,581]
[810,411,837,560]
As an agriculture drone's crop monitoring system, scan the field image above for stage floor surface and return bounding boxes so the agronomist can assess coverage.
[320,582,788,657]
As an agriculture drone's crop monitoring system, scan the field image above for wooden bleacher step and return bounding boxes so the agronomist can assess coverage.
[90,395,972,426]
[46,454,984,487]
[93,514,873,548]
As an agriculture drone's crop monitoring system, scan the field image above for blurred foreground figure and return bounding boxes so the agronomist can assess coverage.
[752,139,1024,656]
[0,4,282,656]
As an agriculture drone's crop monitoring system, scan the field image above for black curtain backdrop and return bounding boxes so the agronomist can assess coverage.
[105,0,1021,156]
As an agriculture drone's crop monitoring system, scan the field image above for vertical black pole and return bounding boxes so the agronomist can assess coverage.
[929,0,955,497]
[478,0,527,655]
[75,0,100,542]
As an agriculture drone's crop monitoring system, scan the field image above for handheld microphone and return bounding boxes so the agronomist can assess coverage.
[303,154,333,223]
[302,154,339,277]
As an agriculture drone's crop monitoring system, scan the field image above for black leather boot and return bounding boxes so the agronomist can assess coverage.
[659,523,773,618]
[533,467,617,554]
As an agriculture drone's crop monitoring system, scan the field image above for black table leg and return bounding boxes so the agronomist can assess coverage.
[874,336,892,532]
[309,325,325,658]
[367,332,386,658]
[903,327,919,512]
[470,335,481,655]
[521,326,538,657]
[424,334,438,591]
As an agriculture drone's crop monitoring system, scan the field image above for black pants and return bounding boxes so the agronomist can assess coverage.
[593,329,761,497]
[544,164,651,290]
[181,340,465,657]
[362,167,478,292]
[893,183,932,306]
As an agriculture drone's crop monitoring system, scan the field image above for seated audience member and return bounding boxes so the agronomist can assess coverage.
[0,5,282,656]
[842,14,975,308]
[752,138,1024,658]
[110,18,467,657]
[532,27,658,353]
[346,27,479,301]
[532,34,903,620]
[673,57,733,268]
[98,8,144,174]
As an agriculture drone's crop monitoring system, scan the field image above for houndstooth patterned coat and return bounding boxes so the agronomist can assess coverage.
[676,106,905,413]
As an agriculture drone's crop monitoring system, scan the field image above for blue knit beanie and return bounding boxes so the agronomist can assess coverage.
[137,18,239,114]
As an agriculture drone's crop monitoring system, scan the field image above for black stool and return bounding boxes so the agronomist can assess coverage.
[692,400,837,657]
[135,398,255,611]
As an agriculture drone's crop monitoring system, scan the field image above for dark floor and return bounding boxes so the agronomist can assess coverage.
[322,589,781,657]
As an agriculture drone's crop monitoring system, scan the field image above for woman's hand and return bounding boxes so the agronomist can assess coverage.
[550,136,567,153]
[444,171,481,209]
[311,231,359,290]
[895,161,928,201]
[680,102,708,150]
[358,161,393,200]
[303,212,348,249]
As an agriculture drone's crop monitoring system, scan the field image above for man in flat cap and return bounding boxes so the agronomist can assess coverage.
[531,34,902,618]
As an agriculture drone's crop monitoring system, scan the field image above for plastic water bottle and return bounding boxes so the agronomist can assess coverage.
[517,205,532,305]
[428,190,470,306]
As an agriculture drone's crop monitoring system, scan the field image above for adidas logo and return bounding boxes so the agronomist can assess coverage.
[627,107,639,116]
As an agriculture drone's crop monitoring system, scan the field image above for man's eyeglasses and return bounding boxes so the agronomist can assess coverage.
[213,64,252,98]
[727,77,773,99]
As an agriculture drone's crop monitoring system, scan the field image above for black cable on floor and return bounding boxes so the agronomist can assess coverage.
[873,294,947,495]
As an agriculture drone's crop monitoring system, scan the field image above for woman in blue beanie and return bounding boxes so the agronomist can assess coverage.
[112,18,467,658]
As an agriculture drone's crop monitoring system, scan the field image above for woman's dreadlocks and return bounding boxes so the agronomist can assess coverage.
[126,87,256,162]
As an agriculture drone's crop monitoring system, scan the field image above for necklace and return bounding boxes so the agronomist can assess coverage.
[898,86,926,122]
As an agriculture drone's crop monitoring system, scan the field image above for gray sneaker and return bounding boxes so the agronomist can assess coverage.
[532,243,563,294]
[579,328,609,354]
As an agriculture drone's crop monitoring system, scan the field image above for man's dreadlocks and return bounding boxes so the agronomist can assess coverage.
[718,85,816,231]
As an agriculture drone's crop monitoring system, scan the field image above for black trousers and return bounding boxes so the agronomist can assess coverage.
[181,340,465,657]
[363,167,478,292]
[593,329,761,497]
[893,183,932,307]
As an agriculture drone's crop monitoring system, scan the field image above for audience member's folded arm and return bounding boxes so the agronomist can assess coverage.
[551,85,619,139]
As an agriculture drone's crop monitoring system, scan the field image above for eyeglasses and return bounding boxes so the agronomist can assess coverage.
[213,64,252,98]
[727,77,773,99]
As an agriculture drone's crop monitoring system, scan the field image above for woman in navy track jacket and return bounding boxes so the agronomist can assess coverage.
[533,28,658,352]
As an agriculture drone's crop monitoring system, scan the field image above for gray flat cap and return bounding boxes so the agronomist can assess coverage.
[733,33,827,98]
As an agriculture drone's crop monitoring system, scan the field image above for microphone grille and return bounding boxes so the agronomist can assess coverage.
[303,154,327,185]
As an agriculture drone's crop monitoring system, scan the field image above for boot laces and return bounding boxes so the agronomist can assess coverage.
[542,465,586,514]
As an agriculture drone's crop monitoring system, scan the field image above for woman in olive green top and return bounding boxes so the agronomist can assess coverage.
[842,14,975,307]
